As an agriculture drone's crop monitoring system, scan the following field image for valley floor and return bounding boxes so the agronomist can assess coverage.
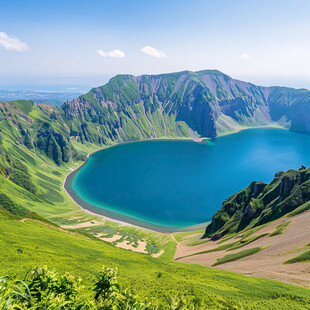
[175,210,310,287]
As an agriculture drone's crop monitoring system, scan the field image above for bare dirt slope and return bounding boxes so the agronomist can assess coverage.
[175,210,310,287]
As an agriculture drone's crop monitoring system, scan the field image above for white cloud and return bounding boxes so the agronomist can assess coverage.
[0,32,30,52]
[141,45,166,58]
[240,53,251,60]
[96,49,125,58]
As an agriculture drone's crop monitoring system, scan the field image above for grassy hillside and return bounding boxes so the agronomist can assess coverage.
[204,168,310,239]
[1,98,310,308]
[1,211,310,309]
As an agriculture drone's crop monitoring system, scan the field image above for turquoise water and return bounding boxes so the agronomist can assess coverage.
[69,128,310,231]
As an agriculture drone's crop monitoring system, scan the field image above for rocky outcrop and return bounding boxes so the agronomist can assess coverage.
[203,168,310,239]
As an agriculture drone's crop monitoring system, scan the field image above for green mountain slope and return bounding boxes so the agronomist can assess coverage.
[204,166,310,239]
[1,211,310,309]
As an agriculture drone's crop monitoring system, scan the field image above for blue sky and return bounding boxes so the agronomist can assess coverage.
[1,0,310,88]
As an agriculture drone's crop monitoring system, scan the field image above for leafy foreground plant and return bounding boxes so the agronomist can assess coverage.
[0,266,162,310]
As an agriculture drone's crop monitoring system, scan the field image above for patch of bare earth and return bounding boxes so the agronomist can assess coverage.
[175,210,310,287]
[152,249,164,258]
[94,232,150,255]
[115,239,147,254]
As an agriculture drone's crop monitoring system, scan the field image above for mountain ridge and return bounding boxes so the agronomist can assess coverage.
[1,69,310,168]
[64,69,310,144]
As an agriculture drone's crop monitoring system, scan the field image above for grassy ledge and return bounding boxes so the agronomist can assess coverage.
[212,246,268,267]
[284,249,310,264]
[287,201,310,217]
[269,221,291,237]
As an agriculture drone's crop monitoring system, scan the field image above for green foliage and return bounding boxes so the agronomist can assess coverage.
[26,212,59,227]
[10,169,37,195]
[52,170,62,176]
[177,233,269,260]
[23,134,33,149]
[11,146,37,166]
[0,192,29,216]
[227,234,268,251]
[35,172,61,186]
[9,100,34,115]
[36,134,63,165]
[0,266,159,309]
[145,242,161,255]
[93,266,120,301]
[12,159,30,174]
[26,266,81,305]
[287,201,310,217]
[176,241,239,260]
[38,180,64,203]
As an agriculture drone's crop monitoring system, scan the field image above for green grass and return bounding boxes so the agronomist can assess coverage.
[8,100,34,115]
[240,223,268,240]
[212,247,266,267]
[172,228,205,243]
[269,221,291,237]
[227,234,268,251]
[287,201,310,217]
[1,213,310,309]
[284,250,310,264]
[176,241,239,260]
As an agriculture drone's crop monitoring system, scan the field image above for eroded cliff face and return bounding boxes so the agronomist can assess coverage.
[62,70,310,146]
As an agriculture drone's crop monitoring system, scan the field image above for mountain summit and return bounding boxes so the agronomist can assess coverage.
[63,70,310,143]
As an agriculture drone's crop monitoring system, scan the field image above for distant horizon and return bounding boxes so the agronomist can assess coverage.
[2,71,310,93]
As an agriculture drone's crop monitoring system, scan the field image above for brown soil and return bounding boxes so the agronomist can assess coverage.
[175,210,310,287]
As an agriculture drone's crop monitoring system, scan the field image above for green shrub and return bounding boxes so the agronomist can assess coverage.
[0,266,159,309]
[0,192,29,216]
[10,169,37,195]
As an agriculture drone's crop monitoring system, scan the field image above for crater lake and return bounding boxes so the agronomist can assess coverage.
[65,128,310,232]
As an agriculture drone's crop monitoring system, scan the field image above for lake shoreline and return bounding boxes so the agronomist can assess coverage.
[63,125,288,234]
[63,147,210,234]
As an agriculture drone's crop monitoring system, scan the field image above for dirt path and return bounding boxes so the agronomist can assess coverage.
[175,211,310,287]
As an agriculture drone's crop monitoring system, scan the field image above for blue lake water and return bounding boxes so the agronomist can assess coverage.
[68,128,310,232]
